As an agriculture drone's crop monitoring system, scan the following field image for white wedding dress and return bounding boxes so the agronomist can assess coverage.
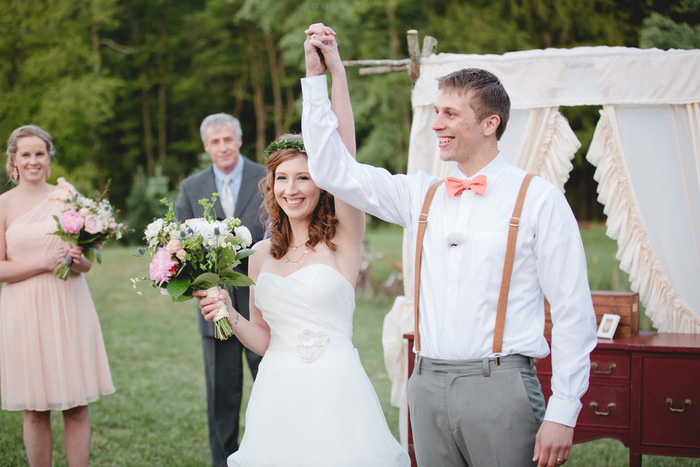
[228,263,409,467]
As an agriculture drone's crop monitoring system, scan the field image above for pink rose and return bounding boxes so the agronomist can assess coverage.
[79,207,91,217]
[59,210,85,234]
[84,215,104,234]
[149,248,178,286]
[166,238,183,254]
[49,177,77,201]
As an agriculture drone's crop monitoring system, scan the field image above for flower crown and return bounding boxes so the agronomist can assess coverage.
[263,138,306,160]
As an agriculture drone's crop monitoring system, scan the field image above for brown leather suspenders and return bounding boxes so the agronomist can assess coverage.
[412,173,535,355]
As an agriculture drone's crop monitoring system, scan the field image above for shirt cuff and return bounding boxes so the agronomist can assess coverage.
[301,75,329,102]
[543,395,582,427]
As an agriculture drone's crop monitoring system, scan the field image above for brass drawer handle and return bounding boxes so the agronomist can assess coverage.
[591,362,617,375]
[589,401,616,416]
[666,398,692,413]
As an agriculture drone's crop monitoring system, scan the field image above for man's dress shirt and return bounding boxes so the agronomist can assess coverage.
[301,75,598,427]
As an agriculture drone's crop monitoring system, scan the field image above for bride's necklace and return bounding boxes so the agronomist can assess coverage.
[284,246,309,267]
[289,240,307,251]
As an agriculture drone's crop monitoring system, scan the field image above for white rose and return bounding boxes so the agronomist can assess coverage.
[234,226,253,248]
[144,218,164,241]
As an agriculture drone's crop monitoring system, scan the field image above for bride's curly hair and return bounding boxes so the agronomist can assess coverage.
[260,135,338,260]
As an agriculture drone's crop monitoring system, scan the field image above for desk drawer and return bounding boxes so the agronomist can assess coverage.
[535,351,629,380]
[641,357,700,448]
[578,385,630,429]
[538,381,630,429]
[589,351,630,380]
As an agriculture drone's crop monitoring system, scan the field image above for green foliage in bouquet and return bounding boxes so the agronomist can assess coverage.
[137,195,255,339]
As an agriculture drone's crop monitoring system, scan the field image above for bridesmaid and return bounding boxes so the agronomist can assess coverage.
[0,125,115,467]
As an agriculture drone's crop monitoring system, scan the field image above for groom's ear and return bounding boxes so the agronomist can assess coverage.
[481,114,500,137]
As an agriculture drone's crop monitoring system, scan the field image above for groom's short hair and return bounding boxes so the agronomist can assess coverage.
[437,68,510,140]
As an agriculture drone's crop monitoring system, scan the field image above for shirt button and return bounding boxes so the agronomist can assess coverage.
[450,255,458,265]
[448,288,456,297]
[447,323,454,330]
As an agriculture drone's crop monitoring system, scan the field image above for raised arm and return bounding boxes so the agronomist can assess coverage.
[301,25,415,230]
[304,24,365,278]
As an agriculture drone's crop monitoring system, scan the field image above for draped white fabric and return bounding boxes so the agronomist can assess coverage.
[587,104,700,333]
[379,46,700,445]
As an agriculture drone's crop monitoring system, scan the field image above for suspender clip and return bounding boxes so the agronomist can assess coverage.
[493,353,502,366]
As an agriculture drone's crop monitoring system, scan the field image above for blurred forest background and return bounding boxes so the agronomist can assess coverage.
[1,0,698,241]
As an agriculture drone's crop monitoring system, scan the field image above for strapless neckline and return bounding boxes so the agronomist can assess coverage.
[257,263,354,291]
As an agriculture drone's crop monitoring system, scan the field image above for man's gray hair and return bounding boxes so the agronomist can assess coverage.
[200,113,242,143]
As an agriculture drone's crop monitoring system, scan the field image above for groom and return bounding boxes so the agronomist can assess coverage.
[301,24,597,467]
[175,113,265,466]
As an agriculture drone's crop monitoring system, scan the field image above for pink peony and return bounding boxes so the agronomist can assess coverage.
[149,248,178,286]
[59,210,85,234]
[84,215,104,234]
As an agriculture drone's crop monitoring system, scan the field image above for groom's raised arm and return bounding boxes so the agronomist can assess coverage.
[301,32,415,229]
[301,78,411,228]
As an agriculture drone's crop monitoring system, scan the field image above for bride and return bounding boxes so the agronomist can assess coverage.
[196,24,409,467]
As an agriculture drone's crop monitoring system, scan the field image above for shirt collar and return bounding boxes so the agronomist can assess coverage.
[450,152,508,186]
[212,155,245,183]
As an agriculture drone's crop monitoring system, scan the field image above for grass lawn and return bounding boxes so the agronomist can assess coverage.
[0,223,697,465]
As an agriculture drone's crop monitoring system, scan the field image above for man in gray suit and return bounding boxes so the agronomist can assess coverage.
[175,113,265,467]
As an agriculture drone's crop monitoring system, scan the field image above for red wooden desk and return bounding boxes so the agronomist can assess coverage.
[404,332,700,466]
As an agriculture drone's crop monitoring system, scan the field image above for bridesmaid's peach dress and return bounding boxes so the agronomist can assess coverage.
[0,188,114,411]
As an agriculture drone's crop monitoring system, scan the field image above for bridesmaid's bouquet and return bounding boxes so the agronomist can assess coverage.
[135,195,254,340]
[52,178,127,279]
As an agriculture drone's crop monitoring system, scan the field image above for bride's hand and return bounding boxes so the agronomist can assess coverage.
[304,23,336,77]
[194,289,234,322]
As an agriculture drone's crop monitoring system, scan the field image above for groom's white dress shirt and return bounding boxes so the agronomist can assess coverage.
[301,75,597,428]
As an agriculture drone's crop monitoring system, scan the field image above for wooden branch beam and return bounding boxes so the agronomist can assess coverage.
[342,59,410,67]
[341,30,438,80]
[359,65,409,76]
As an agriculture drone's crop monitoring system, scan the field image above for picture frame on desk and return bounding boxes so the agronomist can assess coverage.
[597,313,621,339]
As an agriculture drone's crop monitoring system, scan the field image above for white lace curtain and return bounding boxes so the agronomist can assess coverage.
[382,46,700,447]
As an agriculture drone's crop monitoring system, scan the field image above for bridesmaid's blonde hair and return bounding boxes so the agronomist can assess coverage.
[5,125,55,183]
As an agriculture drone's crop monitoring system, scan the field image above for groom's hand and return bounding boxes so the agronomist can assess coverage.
[533,420,572,466]
[304,23,336,77]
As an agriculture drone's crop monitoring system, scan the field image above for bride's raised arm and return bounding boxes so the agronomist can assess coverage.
[304,25,365,250]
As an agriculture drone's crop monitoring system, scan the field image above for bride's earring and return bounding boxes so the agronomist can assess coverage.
[11,165,19,181]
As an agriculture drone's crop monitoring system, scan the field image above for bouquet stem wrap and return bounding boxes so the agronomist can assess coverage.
[54,248,74,280]
[206,286,234,341]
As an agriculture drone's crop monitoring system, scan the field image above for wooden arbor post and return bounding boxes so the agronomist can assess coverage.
[342,30,438,86]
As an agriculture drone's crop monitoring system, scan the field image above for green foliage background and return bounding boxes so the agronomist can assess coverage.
[0,0,697,234]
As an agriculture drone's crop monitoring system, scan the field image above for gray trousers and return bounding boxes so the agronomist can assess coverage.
[407,354,545,467]
[202,335,262,467]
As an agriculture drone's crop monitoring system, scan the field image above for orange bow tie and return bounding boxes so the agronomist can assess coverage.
[445,175,487,197]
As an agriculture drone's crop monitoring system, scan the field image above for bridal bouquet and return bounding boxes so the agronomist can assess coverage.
[136,195,254,340]
[52,178,126,279]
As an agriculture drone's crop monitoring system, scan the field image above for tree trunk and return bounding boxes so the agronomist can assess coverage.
[141,75,155,176]
[157,15,167,168]
[249,29,267,162]
[265,33,283,136]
